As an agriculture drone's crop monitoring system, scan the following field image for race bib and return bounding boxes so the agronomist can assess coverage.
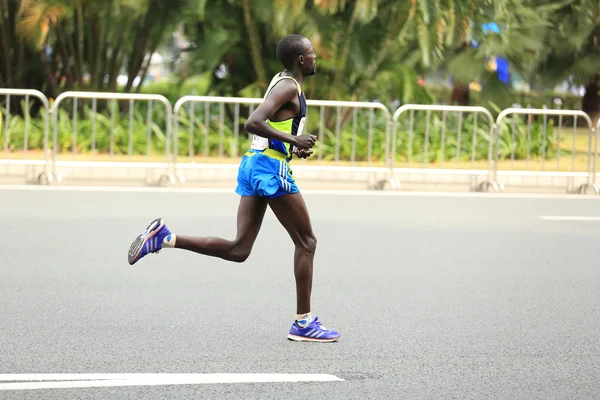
[297,117,306,136]
[290,117,307,154]
[250,134,268,150]
[250,117,307,153]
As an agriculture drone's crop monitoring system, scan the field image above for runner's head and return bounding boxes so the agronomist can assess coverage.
[276,34,316,76]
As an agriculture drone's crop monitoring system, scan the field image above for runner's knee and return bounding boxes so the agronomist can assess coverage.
[296,233,317,254]
[229,240,252,263]
[229,248,251,263]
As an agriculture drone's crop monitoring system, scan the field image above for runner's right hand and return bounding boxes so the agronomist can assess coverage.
[293,134,317,150]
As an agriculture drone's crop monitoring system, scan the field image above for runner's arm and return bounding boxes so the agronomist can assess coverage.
[244,80,300,146]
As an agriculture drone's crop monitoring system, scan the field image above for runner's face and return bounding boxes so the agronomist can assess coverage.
[300,41,316,76]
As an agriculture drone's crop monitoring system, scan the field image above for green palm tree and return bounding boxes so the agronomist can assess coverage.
[15,0,192,94]
[411,0,549,106]
[532,0,600,123]
[17,0,69,49]
[0,0,70,95]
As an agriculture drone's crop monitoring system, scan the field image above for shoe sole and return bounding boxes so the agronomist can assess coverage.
[287,334,340,343]
[128,218,164,265]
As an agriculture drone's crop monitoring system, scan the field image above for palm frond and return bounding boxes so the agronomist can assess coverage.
[18,0,70,49]
[416,14,431,67]
[417,0,430,23]
[447,48,486,85]
[312,0,348,14]
[352,0,378,23]
[569,54,600,84]
[444,0,456,46]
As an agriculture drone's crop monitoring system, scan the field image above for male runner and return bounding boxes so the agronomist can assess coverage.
[127,34,341,343]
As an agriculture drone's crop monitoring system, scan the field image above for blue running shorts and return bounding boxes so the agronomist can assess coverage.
[235,150,299,199]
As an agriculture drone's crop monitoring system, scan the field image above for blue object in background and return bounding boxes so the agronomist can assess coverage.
[452,22,510,87]
[480,23,510,84]
[495,56,510,84]
[482,22,501,34]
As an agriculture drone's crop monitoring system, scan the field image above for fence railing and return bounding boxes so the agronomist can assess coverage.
[173,96,391,163]
[493,108,597,194]
[2,88,600,194]
[0,89,53,183]
[173,96,263,172]
[172,96,392,185]
[50,91,175,184]
[594,119,600,193]
[304,99,391,167]
[389,105,497,191]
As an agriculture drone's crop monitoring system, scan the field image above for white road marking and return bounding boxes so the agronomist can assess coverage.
[0,184,599,199]
[539,216,600,221]
[0,373,343,391]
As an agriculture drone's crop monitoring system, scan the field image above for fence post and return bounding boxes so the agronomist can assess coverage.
[0,89,53,184]
[390,104,498,192]
[172,96,393,189]
[51,91,175,186]
[493,108,597,194]
[593,119,600,194]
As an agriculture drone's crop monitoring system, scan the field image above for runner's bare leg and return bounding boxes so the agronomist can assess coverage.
[174,196,268,262]
[266,192,316,314]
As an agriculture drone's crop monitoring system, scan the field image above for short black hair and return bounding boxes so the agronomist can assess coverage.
[276,34,309,70]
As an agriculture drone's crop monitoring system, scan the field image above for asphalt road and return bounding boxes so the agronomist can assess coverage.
[1,187,599,399]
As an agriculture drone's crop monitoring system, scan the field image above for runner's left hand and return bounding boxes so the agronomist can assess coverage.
[294,148,313,159]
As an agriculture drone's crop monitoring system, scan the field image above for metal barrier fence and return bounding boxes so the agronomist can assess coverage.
[595,119,600,192]
[0,89,53,183]
[172,96,391,186]
[493,108,597,194]
[2,88,600,195]
[388,105,498,191]
[51,91,175,185]
[173,95,262,167]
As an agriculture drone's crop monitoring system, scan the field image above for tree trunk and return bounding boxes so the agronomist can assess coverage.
[135,12,170,94]
[351,7,404,99]
[55,23,75,89]
[91,5,111,92]
[75,1,85,87]
[241,0,267,86]
[64,18,83,88]
[0,0,13,87]
[134,54,153,94]
[450,41,470,105]
[108,49,126,92]
[16,37,24,87]
[328,3,359,101]
[582,80,600,127]
[451,83,470,105]
[124,9,157,94]
[40,50,59,99]
[135,39,160,94]
[88,14,98,90]
[125,28,150,92]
